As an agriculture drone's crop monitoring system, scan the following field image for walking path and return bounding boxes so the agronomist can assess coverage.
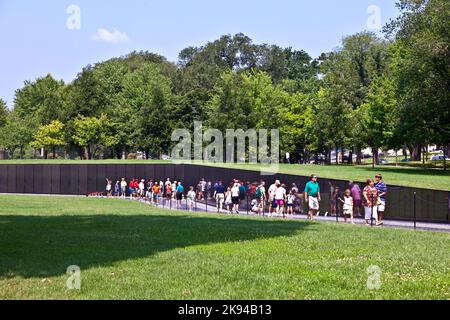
[2,193,449,232]
[134,197,450,233]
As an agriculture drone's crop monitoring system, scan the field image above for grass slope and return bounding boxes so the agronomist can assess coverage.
[0,195,449,300]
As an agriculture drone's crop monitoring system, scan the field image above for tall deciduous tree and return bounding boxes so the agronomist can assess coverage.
[31,120,66,159]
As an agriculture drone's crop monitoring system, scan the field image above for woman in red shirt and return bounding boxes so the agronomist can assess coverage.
[363,179,379,225]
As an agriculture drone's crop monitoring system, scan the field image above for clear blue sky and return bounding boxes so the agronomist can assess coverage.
[0,0,400,107]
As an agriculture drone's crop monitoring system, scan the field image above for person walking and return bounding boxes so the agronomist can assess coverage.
[114,180,120,197]
[255,181,266,215]
[214,181,226,212]
[138,179,145,199]
[120,178,127,198]
[187,186,196,212]
[363,179,379,226]
[231,183,240,214]
[105,178,112,198]
[176,182,184,209]
[339,189,355,224]
[239,181,246,209]
[374,174,387,226]
[350,181,362,217]
[268,180,280,216]
[286,190,295,215]
[224,187,233,214]
[274,183,287,216]
[304,175,321,220]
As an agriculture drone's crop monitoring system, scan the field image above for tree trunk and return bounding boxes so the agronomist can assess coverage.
[409,144,422,161]
[84,147,91,160]
[335,147,339,165]
[348,150,353,165]
[444,145,448,171]
[372,147,379,168]
[355,147,362,165]
[53,147,56,159]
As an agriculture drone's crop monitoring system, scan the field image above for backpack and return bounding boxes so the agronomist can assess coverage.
[255,187,262,198]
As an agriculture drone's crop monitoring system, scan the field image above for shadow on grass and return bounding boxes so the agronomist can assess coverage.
[0,214,311,279]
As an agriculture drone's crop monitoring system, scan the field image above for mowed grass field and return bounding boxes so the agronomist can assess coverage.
[0,195,449,300]
[1,160,450,190]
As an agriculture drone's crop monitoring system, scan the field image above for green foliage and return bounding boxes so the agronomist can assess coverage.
[0,99,8,128]
[2,3,449,163]
[31,120,66,151]
[72,114,120,159]
[0,111,35,156]
[13,74,65,125]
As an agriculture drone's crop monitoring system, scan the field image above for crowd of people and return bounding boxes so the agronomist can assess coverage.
[104,174,388,225]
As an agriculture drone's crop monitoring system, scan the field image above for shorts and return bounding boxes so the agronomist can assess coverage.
[308,197,319,210]
[275,199,284,207]
[377,199,386,212]
[364,207,378,220]
[343,209,353,216]
[176,192,183,201]
[187,199,195,206]
[287,203,293,207]
[216,193,225,201]
[232,196,240,205]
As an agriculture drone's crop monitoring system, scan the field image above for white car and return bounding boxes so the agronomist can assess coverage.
[431,155,450,161]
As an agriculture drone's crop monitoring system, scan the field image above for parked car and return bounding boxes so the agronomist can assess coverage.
[401,158,412,162]
[377,159,389,165]
[431,155,450,161]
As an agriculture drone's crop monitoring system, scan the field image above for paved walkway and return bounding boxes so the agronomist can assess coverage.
[136,197,450,233]
[3,193,449,233]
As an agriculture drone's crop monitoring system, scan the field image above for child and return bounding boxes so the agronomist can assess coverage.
[187,186,196,212]
[251,199,260,215]
[114,181,120,197]
[224,187,233,214]
[105,179,112,198]
[138,179,145,198]
[339,189,355,224]
[286,190,295,215]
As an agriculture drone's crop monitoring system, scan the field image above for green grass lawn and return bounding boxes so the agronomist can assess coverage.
[1,159,450,190]
[0,195,449,300]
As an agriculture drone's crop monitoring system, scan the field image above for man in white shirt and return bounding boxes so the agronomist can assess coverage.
[268,180,280,216]
[231,183,240,214]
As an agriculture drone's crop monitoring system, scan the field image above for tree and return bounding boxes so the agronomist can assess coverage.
[13,74,65,125]
[278,92,315,163]
[319,32,389,163]
[120,64,173,158]
[384,0,450,161]
[359,76,398,167]
[207,70,288,132]
[0,99,8,128]
[72,114,119,160]
[31,121,66,159]
[0,111,35,158]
